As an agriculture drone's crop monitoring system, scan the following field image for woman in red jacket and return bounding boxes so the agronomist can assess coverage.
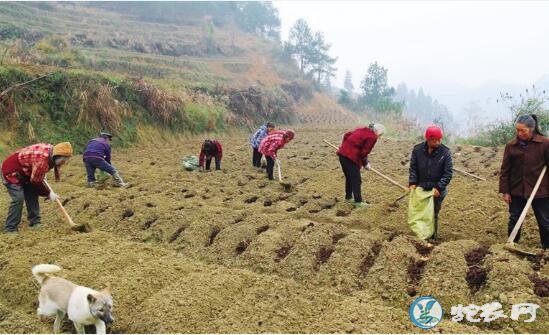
[199,139,223,171]
[337,123,385,208]
[1,142,73,233]
[259,129,295,180]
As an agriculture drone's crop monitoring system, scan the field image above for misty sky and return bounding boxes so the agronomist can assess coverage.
[274,1,549,93]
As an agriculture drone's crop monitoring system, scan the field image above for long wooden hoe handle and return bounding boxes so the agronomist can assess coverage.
[453,167,486,181]
[507,165,547,244]
[43,180,77,228]
[276,160,283,182]
[323,139,408,192]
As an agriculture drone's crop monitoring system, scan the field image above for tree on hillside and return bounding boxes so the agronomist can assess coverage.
[396,83,453,126]
[358,62,402,114]
[344,70,354,92]
[306,32,337,88]
[360,62,392,104]
[338,89,353,107]
[237,2,281,39]
[284,18,313,74]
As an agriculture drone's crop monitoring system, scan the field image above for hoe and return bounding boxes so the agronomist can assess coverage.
[323,139,409,202]
[44,180,92,233]
[504,166,546,257]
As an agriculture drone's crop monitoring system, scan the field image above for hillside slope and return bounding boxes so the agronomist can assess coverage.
[0,2,356,152]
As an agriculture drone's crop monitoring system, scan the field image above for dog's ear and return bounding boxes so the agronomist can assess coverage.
[87,294,96,304]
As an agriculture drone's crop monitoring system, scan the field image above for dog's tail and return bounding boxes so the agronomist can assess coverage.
[32,264,62,285]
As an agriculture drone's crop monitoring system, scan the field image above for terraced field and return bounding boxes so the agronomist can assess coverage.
[0,126,547,333]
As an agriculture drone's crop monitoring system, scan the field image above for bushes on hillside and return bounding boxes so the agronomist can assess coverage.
[225,85,297,127]
[463,87,549,147]
[0,66,231,148]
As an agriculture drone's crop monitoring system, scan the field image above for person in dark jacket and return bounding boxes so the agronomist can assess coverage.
[1,142,73,233]
[409,125,453,240]
[199,139,223,171]
[337,123,385,208]
[250,122,275,168]
[499,114,549,249]
[83,132,127,188]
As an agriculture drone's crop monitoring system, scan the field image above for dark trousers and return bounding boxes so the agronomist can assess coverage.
[339,155,362,203]
[266,156,275,180]
[205,157,221,170]
[84,158,117,182]
[433,196,445,240]
[508,196,549,248]
[252,148,263,167]
[4,182,40,232]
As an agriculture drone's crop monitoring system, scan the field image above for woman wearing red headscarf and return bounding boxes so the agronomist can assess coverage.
[409,126,453,240]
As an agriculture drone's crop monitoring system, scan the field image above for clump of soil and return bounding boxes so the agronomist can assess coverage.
[410,240,434,257]
[464,246,490,293]
[274,245,293,262]
[526,251,547,271]
[358,241,382,277]
[256,225,269,235]
[335,209,350,217]
[331,232,346,244]
[143,218,157,230]
[122,209,134,219]
[465,246,490,265]
[314,245,335,270]
[168,226,187,243]
[466,266,488,293]
[244,195,258,203]
[529,274,549,297]
[408,258,427,285]
[206,226,221,246]
[235,240,251,255]
[301,222,314,232]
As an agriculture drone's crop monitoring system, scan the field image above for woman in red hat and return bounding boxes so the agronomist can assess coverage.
[409,125,453,240]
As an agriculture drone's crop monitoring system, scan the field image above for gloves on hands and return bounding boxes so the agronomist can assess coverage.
[48,192,60,202]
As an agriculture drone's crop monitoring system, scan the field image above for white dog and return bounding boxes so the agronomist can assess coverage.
[32,264,114,334]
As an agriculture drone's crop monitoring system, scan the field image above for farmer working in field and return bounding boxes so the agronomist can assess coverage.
[409,125,453,240]
[250,122,275,168]
[499,114,549,249]
[199,139,223,171]
[83,132,128,188]
[337,123,385,208]
[1,142,73,233]
[258,129,295,180]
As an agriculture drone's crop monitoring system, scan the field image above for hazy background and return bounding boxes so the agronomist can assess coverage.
[274,0,549,130]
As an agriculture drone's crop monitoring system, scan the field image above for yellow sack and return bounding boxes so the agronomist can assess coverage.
[408,187,435,240]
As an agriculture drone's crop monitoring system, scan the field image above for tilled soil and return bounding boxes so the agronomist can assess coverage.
[0,126,546,333]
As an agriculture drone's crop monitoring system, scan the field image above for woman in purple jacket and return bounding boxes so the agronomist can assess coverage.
[83,132,127,188]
